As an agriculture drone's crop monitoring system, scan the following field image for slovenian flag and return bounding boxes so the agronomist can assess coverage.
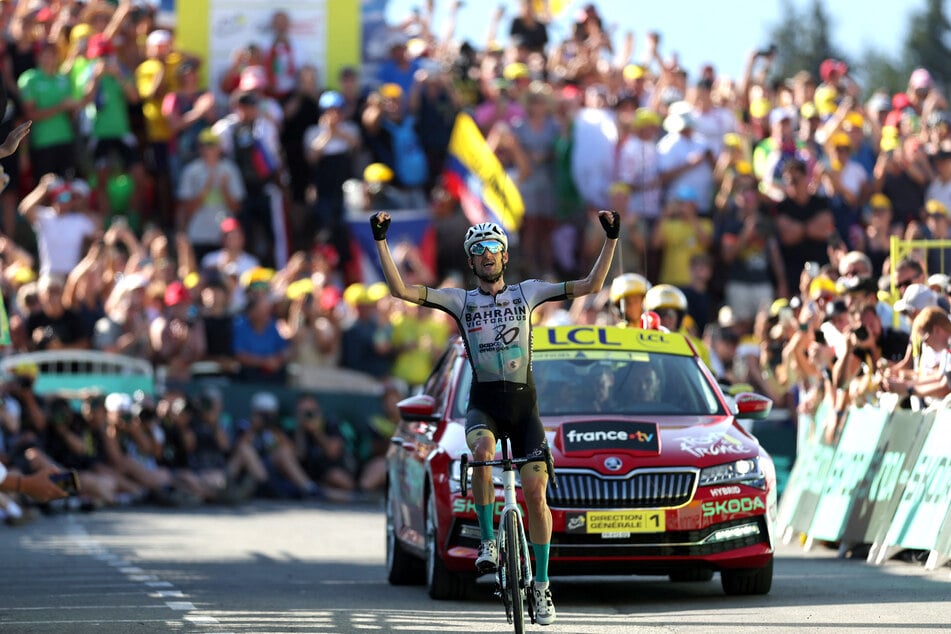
[443,113,524,232]
[251,138,278,181]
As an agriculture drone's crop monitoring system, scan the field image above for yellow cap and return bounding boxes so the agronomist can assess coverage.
[198,128,220,145]
[844,111,864,130]
[831,131,851,148]
[723,132,743,148]
[502,63,530,81]
[363,162,394,184]
[379,83,403,100]
[800,102,818,120]
[750,98,771,119]
[366,282,390,303]
[809,276,839,299]
[183,272,200,289]
[869,193,892,210]
[926,199,950,218]
[632,108,661,129]
[735,160,753,176]
[623,64,646,81]
[286,278,315,301]
[70,23,92,44]
[343,283,366,306]
[769,298,789,318]
[240,266,275,289]
[814,85,839,116]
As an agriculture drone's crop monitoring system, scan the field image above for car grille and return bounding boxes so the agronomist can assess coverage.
[547,468,698,509]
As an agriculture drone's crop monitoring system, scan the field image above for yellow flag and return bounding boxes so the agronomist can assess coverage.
[446,113,524,232]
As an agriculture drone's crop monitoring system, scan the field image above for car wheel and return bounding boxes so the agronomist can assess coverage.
[720,558,773,595]
[669,568,715,583]
[426,494,471,600]
[386,492,423,585]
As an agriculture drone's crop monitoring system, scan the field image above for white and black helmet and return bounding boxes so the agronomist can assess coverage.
[464,222,508,254]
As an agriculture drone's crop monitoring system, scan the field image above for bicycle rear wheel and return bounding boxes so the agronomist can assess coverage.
[503,510,525,634]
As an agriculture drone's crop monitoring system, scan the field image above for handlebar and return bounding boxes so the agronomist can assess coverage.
[459,447,558,497]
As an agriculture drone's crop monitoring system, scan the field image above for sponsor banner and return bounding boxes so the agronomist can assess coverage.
[932,501,951,560]
[534,325,694,356]
[882,408,951,550]
[777,396,836,535]
[561,421,659,454]
[808,405,889,542]
[859,409,935,546]
[566,509,665,534]
[776,408,825,532]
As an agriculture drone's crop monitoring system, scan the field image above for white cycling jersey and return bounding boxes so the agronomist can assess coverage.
[421,281,569,383]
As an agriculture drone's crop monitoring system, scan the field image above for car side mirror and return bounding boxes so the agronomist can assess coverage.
[397,394,440,422]
[733,392,772,421]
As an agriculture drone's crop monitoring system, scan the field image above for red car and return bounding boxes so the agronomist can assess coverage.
[385,325,776,599]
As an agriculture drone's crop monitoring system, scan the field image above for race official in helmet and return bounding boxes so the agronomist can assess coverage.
[609,272,651,326]
[644,283,712,367]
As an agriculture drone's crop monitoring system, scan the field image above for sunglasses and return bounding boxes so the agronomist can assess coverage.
[897,278,915,289]
[469,240,505,255]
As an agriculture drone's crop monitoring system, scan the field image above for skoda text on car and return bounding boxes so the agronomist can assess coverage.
[385,325,776,599]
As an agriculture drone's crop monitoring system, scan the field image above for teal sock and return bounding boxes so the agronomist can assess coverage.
[476,504,495,541]
[532,543,550,583]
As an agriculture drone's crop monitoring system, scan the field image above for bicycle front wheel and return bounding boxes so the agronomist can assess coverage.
[503,510,525,634]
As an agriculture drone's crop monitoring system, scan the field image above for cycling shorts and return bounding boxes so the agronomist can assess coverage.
[465,381,548,463]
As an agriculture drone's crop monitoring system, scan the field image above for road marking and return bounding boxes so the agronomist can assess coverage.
[166,601,197,611]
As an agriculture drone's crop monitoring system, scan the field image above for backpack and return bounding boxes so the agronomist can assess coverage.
[382,115,428,187]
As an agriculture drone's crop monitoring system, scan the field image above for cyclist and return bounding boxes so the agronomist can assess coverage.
[371,209,619,626]
[609,272,651,326]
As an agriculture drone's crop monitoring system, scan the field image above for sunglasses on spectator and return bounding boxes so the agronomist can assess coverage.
[469,240,505,255]
[897,278,915,289]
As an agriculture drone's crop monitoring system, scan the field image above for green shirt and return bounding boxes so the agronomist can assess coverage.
[82,67,131,140]
[17,69,74,149]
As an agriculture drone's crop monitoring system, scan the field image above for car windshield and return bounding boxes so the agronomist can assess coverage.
[451,350,725,418]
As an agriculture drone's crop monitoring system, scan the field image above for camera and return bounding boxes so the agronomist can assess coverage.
[853,325,870,341]
[16,375,34,389]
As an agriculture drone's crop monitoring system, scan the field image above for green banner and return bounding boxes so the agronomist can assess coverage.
[882,409,951,550]
[861,409,935,546]
[808,405,889,542]
[776,400,836,536]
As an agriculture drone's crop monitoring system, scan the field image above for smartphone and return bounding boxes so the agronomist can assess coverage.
[49,470,81,495]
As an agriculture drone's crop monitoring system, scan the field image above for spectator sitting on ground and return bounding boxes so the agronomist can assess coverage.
[233,391,323,499]
[292,394,360,501]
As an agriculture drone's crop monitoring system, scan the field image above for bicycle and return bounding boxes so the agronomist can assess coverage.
[460,436,557,634]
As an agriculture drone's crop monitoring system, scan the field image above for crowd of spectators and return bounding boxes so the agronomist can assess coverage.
[1,0,951,521]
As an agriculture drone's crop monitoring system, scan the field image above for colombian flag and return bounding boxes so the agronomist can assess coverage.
[443,113,524,233]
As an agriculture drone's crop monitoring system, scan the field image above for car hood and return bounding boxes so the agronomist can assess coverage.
[438,414,760,474]
[546,415,760,473]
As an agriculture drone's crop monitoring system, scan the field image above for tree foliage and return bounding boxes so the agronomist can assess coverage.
[766,0,951,99]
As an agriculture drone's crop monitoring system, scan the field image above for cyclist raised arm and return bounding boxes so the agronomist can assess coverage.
[371,209,619,627]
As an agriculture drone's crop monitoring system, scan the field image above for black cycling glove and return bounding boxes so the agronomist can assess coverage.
[599,211,621,239]
[370,212,390,241]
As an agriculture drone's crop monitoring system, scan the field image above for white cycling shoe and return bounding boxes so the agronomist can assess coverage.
[475,540,498,573]
[533,584,556,625]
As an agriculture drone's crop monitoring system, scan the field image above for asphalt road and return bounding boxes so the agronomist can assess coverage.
[0,500,949,633]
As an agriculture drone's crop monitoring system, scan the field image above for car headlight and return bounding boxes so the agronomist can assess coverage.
[448,459,521,493]
[698,457,766,489]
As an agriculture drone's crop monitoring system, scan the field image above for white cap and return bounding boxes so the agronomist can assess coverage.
[894,283,938,314]
[105,392,133,413]
[146,29,172,49]
[251,391,279,413]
